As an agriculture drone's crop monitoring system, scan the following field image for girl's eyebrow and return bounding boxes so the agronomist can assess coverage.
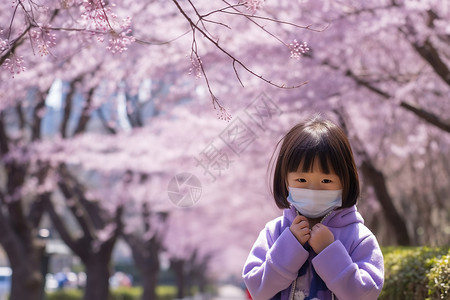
[290,171,338,176]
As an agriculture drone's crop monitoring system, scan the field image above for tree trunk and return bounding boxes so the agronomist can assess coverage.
[83,255,112,300]
[140,267,159,300]
[171,259,186,299]
[334,108,412,246]
[122,200,167,300]
[0,159,48,300]
[134,242,160,300]
[124,237,161,300]
[9,245,44,300]
[46,165,123,300]
[360,160,411,245]
[0,213,44,300]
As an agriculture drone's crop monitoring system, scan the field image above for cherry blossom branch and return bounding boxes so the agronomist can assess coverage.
[57,164,96,241]
[172,0,308,115]
[0,25,29,68]
[45,195,82,255]
[186,0,213,34]
[322,59,450,133]
[2,1,60,74]
[188,26,230,119]
[230,1,327,49]
[221,1,326,33]
[1,0,134,74]
[173,0,308,82]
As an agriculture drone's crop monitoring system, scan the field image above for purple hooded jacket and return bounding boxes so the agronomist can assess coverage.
[242,206,384,300]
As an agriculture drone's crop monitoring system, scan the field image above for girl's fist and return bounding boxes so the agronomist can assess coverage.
[290,215,310,245]
[309,223,334,253]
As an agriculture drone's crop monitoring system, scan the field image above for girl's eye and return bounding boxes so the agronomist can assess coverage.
[322,179,332,183]
[297,178,307,183]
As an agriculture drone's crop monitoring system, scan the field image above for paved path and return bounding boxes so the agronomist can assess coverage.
[212,284,248,300]
[179,284,249,300]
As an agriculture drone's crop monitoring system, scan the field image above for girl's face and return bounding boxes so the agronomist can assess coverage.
[287,158,342,191]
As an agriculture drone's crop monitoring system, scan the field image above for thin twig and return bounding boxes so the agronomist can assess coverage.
[172,0,307,90]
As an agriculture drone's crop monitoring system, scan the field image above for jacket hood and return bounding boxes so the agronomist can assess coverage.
[283,205,364,228]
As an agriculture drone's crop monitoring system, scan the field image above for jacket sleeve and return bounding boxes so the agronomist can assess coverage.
[242,224,309,300]
[312,232,384,300]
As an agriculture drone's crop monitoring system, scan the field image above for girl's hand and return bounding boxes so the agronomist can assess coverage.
[290,215,310,245]
[309,224,334,253]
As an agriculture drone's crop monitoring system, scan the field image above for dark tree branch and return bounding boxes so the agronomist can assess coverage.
[57,164,96,241]
[172,0,307,110]
[97,108,117,135]
[5,163,28,238]
[44,195,85,257]
[31,89,48,142]
[28,162,51,228]
[400,10,450,87]
[60,77,80,138]
[410,38,450,86]
[0,192,26,269]
[399,101,450,133]
[74,86,96,135]
[323,61,450,133]
[15,103,26,132]
[0,112,9,155]
[334,108,411,245]
[102,205,123,253]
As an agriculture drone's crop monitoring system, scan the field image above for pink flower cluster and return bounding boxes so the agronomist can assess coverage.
[30,28,57,56]
[288,40,309,59]
[81,0,134,54]
[241,0,265,13]
[81,0,111,32]
[0,34,8,53]
[189,55,203,79]
[216,106,232,122]
[3,55,26,78]
[1,28,26,78]
[106,17,135,54]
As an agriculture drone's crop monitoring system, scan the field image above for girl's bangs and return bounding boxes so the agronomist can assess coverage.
[286,143,332,174]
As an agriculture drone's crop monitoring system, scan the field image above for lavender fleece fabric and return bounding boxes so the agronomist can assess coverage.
[242,206,384,300]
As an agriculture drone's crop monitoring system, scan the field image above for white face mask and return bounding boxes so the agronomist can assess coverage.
[287,187,343,218]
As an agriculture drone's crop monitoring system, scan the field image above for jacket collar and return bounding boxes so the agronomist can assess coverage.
[283,205,362,227]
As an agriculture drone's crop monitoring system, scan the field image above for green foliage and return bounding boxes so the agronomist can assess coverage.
[111,287,142,300]
[427,253,450,299]
[380,247,450,300]
[155,285,177,300]
[45,286,178,300]
[46,289,83,300]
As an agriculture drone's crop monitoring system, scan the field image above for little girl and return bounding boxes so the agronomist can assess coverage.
[242,116,384,300]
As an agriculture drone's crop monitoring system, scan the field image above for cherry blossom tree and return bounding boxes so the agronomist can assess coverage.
[120,172,169,300]
[45,163,123,300]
